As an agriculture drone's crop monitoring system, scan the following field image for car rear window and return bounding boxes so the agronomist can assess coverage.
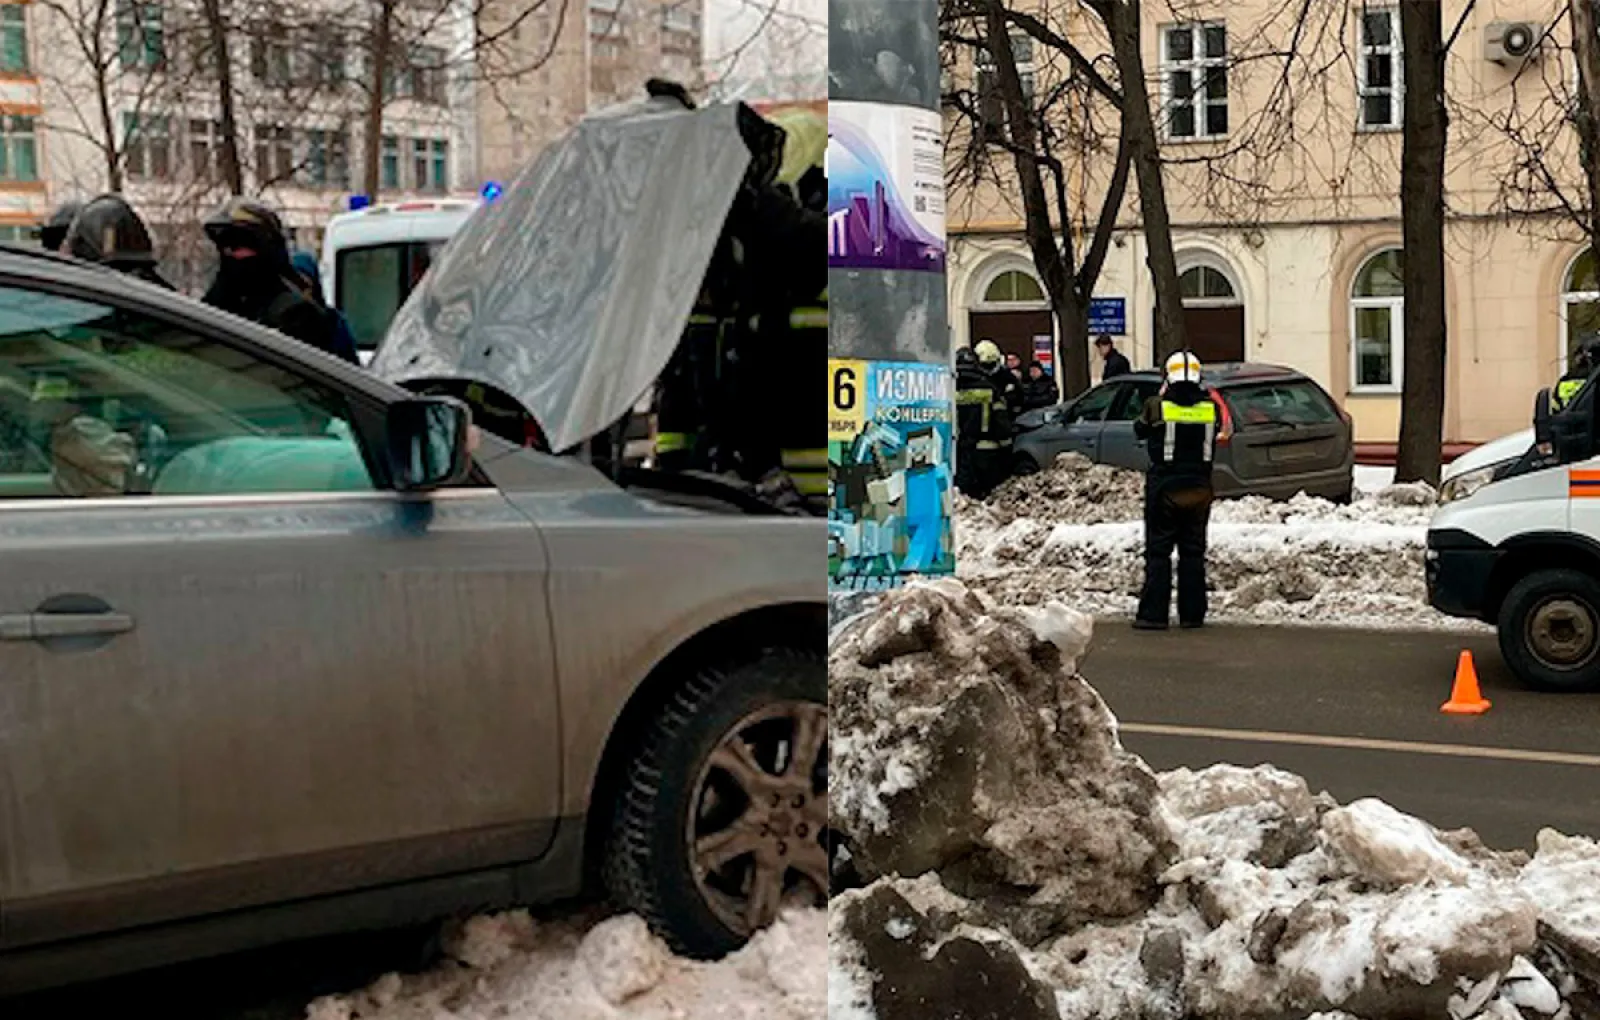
[1222,381,1341,429]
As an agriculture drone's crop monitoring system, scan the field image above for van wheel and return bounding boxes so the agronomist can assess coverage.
[604,647,828,958]
[1498,569,1600,692]
[1013,453,1041,476]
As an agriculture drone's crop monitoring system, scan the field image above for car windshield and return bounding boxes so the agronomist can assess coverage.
[1223,380,1341,428]
[336,240,448,353]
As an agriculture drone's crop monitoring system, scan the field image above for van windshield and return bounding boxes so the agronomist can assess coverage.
[335,241,446,352]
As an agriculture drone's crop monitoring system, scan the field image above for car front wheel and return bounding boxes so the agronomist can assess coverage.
[1498,569,1600,692]
[604,646,828,958]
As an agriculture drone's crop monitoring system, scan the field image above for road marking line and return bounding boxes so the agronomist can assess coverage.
[1119,722,1600,768]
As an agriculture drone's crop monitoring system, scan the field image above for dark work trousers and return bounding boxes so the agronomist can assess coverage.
[1136,479,1214,626]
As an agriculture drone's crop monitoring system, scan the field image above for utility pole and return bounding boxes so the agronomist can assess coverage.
[827,0,955,591]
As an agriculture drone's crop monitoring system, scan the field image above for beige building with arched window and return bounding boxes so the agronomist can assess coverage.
[948,1,1599,446]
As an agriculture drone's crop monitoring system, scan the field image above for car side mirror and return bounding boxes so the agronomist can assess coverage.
[386,396,473,492]
[1534,388,1553,447]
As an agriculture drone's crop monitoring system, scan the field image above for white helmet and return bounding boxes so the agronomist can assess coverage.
[1164,350,1203,385]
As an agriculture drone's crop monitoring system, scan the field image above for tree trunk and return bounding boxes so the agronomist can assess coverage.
[95,67,120,191]
[1394,0,1448,487]
[362,0,397,199]
[1098,0,1186,361]
[202,0,243,194]
[982,0,1082,392]
[1056,288,1092,396]
[1574,0,1600,268]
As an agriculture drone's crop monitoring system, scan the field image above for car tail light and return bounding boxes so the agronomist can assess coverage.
[1209,387,1234,444]
[522,416,545,449]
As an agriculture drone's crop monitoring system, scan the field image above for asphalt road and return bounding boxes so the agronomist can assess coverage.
[1087,624,1600,851]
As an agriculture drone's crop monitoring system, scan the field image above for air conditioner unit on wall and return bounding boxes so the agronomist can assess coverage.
[1485,20,1544,65]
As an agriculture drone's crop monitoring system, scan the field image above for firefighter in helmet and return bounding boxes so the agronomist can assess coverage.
[40,199,84,253]
[1134,350,1221,630]
[61,194,174,289]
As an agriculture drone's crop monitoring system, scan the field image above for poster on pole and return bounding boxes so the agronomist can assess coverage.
[826,101,946,274]
[829,358,955,590]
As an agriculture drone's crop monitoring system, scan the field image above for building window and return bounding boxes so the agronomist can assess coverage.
[387,46,446,103]
[1161,22,1228,140]
[0,223,32,242]
[188,117,223,180]
[1563,249,1600,362]
[0,6,28,75]
[982,269,1045,304]
[975,32,1036,137]
[1179,265,1237,302]
[254,123,293,184]
[662,1,699,53]
[117,0,165,71]
[298,129,348,189]
[428,138,448,192]
[411,137,428,190]
[0,114,34,181]
[250,26,292,86]
[589,0,624,55]
[124,112,172,180]
[1358,6,1402,130]
[381,134,399,190]
[302,26,345,86]
[1350,248,1404,392]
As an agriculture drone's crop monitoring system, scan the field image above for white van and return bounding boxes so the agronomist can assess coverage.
[320,199,480,364]
[1426,388,1600,690]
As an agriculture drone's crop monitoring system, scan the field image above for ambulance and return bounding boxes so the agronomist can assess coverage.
[1427,385,1600,690]
[320,198,480,364]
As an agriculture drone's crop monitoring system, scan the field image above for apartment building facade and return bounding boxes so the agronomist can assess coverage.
[949,0,1600,445]
[476,0,705,187]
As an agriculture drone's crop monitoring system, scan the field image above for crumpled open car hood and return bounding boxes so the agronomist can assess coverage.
[371,97,764,452]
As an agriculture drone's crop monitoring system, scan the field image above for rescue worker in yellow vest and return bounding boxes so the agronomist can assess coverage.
[654,286,723,471]
[1552,340,1600,413]
[1134,351,1219,631]
[954,345,1012,498]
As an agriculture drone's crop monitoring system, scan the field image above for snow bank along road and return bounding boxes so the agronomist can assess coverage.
[1088,623,1600,851]
[959,454,1457,631]
[832,581,1600,1020]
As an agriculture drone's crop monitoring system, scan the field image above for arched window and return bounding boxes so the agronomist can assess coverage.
[1563,249,1600,362]
[1179,265,1236,302]
[982,269,1045,304]
[1350,248,1404,392]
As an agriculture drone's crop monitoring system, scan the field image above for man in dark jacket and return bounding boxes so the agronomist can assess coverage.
[1133,350,1218,630]
[290,250,361,364]
[61,194,175,289]
[202,198,356,365]
[954,346,1012,498]
[1020,360,1059,411]
[1096,335,1132,380]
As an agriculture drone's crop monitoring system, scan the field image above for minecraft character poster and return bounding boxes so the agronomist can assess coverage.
[829,359,955,590]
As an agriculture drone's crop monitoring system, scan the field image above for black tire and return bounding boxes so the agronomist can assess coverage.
[604,646,828,958]
[1497,569,1600,692]
[1330,485,1354,506]
[1013,452,1041,476]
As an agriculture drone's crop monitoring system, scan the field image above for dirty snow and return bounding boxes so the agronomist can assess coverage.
[830,581,1600,1020]
[958,454,1479,631]
[303,907,825,1020]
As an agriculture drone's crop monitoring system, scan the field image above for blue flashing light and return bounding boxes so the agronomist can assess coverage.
[481,181,503,203]
[348,194,371,211]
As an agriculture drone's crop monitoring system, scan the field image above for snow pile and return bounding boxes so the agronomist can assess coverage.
[303,907,825,1020]
[958,454,1463,630]
[830,581,1600,1020]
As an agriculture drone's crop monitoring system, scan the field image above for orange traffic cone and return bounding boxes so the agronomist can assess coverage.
[1441,650,1491,715]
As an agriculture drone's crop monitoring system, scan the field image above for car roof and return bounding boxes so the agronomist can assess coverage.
[1118,361,1310,386]
[0,243,403,402]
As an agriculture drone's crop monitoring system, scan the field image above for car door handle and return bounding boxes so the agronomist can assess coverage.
[0,612,135,641]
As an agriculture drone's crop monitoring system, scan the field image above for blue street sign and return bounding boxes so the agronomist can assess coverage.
[1088,296,1127,336]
